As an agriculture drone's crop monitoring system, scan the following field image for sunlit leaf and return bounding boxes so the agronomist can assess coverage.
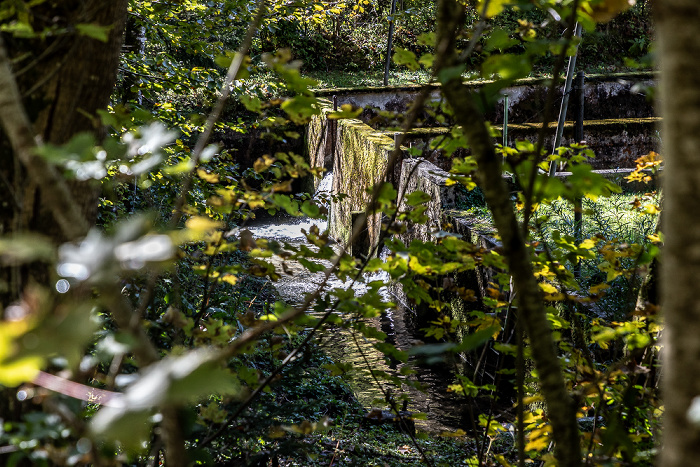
[75,23,111,42]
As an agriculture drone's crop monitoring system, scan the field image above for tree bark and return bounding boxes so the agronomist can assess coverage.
[434,1,581,465]
[655,1,700,465]
[0,0,128,435]
[0,1,128,301]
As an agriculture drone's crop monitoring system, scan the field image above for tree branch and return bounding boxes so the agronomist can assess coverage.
[0,36,89,240]
[434,1,581,465]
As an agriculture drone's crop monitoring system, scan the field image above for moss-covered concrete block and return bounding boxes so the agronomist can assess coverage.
[330,118,401,248]
[396,159,458,243]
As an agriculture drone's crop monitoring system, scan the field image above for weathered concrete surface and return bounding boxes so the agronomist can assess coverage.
[306,99,335,175]
[332,120,403,249]
[495,74,656,123]
[307,99,406,251]
[394,117,660,170]
[396,159,457,242]
[313,72,656,125]
[506,118,660,169]
[395,159,498,300]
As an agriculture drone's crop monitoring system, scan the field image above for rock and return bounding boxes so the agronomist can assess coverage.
[361,408,416,436]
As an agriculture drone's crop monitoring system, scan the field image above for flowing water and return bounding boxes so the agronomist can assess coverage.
[246,172,472,433]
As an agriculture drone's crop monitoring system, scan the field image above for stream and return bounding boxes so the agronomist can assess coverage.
[245,173,472,433]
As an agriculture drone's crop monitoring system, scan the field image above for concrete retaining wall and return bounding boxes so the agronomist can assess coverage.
[396,117,660,170]
[307,99,403,251]
[314,72,656,125]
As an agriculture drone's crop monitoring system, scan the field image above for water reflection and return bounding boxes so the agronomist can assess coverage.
[246,172,471,433]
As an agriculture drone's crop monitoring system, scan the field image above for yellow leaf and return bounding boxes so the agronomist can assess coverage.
[522,410,540,424]
[643,204,660,215]
[647,233,663,244]
[253,154,275,173]
[183,217,223,242]
[186,216,223,233]
[0,318,43,386]
[219,274,238,286]
[0,356,43,387]
[580,238,597,249]
[525,426,552,452]
[590,283,610,294]
[269,180,293,193]
[584,0,636,23]
[478,0,507,18]
[539,282,558,294]
[197,168,220,183]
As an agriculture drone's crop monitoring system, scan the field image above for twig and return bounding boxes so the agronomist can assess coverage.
[168,0,268,229]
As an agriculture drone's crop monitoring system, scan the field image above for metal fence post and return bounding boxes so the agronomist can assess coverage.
[573,72,585,279]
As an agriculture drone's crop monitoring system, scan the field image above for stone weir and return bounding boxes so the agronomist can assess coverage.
[306,72,659,254]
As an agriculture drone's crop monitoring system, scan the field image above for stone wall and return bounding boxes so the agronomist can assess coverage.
[396,159,457,242]
[395,117,660,170]
[314,72,657,124]
[306,99,405,251]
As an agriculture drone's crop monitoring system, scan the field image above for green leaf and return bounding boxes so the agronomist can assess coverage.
[241,95,262,113]
[482,54,532,80]
[75,23,111,42]
[437,64,466,85]
[453,326,499,352]
[417,32,436,47]
[327,104,362,120]
[485,29,518,52]
[301,200,321,218]
[376,182,398,210]
[280,95,320,124]
[214,53,234,69]
[418,53,435,69]
[393,47,420,70]
[478,0,508,18]
[405,190,431,206]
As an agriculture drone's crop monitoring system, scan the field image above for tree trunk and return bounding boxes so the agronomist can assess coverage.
[0,0,128,430]
[434,1,581,465]
[0,1,128,301]
[655,1,700,465]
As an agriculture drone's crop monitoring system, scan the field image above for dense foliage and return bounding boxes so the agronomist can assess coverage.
[0,0,663,466]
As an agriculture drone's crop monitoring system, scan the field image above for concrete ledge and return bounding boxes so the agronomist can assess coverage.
[312,72,657,125]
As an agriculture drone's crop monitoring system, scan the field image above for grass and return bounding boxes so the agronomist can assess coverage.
[452,189,660,319]
[306,69,435,89]
[533,192,659,246]
[274,425,479,466]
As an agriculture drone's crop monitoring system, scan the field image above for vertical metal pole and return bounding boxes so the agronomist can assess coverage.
[573,72,584,279]
[383,0,398,87]
[327,95,338,170]
[503,94,509,147]
[549,23,583,176]
[574,72,584,143]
